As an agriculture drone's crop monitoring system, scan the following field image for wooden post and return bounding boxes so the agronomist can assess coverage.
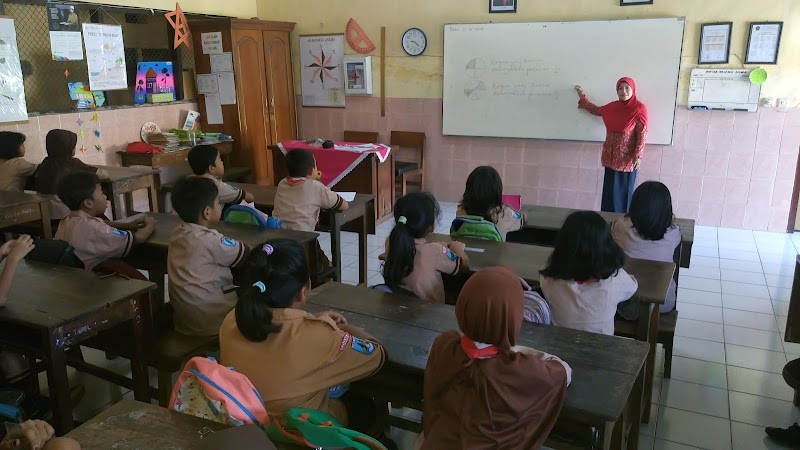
[381,27,386,117]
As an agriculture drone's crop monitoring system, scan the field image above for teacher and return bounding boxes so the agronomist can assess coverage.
[575,77,649,213]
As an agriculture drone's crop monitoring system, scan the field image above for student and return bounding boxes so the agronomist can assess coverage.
[220,239,385,429]
[382,192,469,302]
[456,166,524,240]
[421,266,570,449]
[35,129,109,220]
[169,177,249,336]
[611,181,680,313]
[54,172,155,272]
[0,132,37,192]
[539,211,637,335]
[0,419,81,450]
[187,144,254,211]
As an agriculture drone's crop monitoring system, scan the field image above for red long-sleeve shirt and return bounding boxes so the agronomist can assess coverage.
[579,96,648,173]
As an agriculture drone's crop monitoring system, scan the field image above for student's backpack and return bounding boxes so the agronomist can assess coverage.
[25,239,84,269]
[222,204,282,229]
[450,215,503,242]
[170,357,388,450]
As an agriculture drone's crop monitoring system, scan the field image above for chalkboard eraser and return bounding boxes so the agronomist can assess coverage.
[711,108,724,111]
[734,108,748,111]
[690,106,708,110]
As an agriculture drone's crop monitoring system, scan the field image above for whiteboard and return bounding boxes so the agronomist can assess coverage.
[443,18,685,145]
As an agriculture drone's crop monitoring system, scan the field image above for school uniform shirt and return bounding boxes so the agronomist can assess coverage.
[168,222,246,336]
[219,308,385,424]
[540,269,638,336]
[611,217,680,312]
[0,157,36,192]
[456,204,523,241]
[54,210,133,270]
[272,177,343,232]
[199,174,246,209]
[386,238,462,303]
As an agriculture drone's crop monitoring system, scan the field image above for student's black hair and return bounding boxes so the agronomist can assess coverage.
[171,177,219,223]
[629,181,675,241]
[235,239,310,342]
[57,172,101,211]
[0,132,25,160]
[540,210,625,281]
[382,192,441,289]
[460,165,504,222]
[187,145,220,175]
[285,148,316,178]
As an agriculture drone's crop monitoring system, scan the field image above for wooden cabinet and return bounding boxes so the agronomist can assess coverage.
[190,19,297,186]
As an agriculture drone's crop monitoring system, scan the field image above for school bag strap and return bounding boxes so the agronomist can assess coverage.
[268,408,388,450]
[449,215,503,242]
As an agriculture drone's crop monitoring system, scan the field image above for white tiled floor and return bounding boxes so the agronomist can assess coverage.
[64,202,800,450]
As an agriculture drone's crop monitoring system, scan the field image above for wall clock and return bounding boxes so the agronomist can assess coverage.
[402,28,427,56]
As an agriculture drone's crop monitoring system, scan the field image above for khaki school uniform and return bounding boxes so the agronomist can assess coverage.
[219,308,385,424]
[540,269,638,336]
[54,210,133,269]
[456,204,523,241]
[199,174,246,209]
[386,238,462,302]
[0,158,36,192]
[272,178,343,232]
[611,217,681,312]
[168,222,247,336]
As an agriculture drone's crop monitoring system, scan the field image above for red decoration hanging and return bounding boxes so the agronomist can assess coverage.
[165,3,191,50]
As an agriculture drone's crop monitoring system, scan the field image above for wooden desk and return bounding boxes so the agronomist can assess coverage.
[430,233,674,421]
[118,140,233,169]
[268,145,394,224]
[122,212,320,304]
[96,166,160,219]
[0,191,52,238]
[230,183,375,284]
[508,204,695,268]
[0,261,156,434]
[306,282,649,450]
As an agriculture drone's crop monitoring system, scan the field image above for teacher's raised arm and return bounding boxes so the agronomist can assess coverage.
[575,78,649,213]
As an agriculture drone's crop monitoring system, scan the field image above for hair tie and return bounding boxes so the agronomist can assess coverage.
[253,281,266,293]
[397,216,407,224]
[262,244,274,255]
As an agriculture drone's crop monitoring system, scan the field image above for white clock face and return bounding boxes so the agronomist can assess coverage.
[402,28,427,56]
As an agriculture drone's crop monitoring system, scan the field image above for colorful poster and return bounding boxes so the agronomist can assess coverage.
[0,18,28,123]
[134,62,175,104]
[299,34,345,107]
[47,2,83,61]
[82,23,127,91]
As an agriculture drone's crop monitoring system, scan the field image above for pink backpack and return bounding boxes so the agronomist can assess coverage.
[168,356,270,427]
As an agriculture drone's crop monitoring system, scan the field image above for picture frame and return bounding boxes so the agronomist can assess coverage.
[620,0,654,5]
[745,22,783,65]
[698,22,732,64]
[489,0,516,13]
[344,56,373,95]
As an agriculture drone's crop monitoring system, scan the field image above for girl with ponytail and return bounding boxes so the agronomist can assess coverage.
[382,192,470,302]
[219,239,386,428]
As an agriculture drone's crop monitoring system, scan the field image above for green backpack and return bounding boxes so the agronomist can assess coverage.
[450,215,503,242]
[268,408,387,450]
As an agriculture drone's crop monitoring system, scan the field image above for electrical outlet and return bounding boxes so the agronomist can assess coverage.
[779,98,790,108]
[762,97,774,107]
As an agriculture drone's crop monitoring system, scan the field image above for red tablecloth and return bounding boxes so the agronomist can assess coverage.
[277,140,391,188]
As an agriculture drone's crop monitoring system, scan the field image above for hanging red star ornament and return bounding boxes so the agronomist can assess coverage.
[165,3,192,50]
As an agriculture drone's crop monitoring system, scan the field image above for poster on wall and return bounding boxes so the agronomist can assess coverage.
[47,2,84,61]
[0,18,28,123]
[134,62,175,104]
[299,34,345,108]
[82,23,127,91]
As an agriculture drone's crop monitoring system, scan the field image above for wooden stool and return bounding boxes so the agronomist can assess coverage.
[783,358,800,407]
[153,332,219,406]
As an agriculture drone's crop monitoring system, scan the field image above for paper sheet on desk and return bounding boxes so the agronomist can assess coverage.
[335,191,356,202]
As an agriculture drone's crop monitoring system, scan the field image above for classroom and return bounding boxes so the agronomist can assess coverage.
[0,0,798,449]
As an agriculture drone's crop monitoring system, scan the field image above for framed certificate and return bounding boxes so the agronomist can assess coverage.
[745,22,783,65]
[698,22,732,64]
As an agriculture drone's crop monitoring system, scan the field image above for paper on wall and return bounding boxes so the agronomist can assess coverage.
[82,23,127,90]
[204,93,223,124]
[210,52,233,73]
[217,72,237,105]
[47,2,83,61]
[335,191,356,202]
[201,32,223,55]
[196,74,218,94]
[0,18,28,123]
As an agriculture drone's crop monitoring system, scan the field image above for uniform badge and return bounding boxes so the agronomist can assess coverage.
[221,236,238,247]
[351,337,376,355]
[339,333,350,351]
[112,228,127,237]
[513,210,522,219]
[228,184,240,191]
[445,248,457,261]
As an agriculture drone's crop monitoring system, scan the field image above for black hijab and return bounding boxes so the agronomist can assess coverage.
[35,129,97,194]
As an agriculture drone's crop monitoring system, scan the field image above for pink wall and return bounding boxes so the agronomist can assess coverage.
[299,96,800,233]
